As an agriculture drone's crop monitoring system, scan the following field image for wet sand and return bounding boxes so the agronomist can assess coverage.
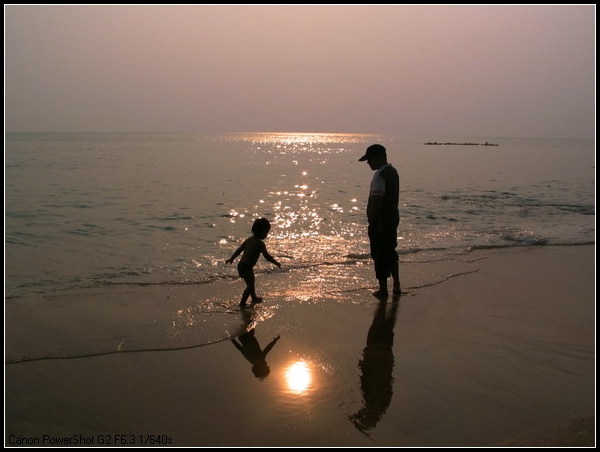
[5,245,595,447]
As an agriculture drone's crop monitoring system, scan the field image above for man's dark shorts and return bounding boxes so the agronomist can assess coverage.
[368,221,399,280]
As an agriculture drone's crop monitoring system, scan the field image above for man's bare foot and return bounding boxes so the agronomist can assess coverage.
[371,290,389,299]
[251,297,263,304]
[393,285,401,295]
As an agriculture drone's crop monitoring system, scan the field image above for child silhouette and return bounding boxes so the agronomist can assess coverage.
[226,217,281,307]
[231,330,281,379]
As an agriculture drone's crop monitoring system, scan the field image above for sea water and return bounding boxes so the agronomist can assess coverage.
[4,132,595,362]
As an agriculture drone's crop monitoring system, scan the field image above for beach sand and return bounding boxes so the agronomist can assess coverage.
[5,245,595,447]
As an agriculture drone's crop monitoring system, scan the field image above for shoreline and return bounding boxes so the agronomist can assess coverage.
[5,245,595,447]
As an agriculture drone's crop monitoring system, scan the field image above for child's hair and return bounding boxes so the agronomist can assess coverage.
[251,217,271,234]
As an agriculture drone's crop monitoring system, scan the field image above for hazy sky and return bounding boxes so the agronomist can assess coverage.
[4,5,596,139]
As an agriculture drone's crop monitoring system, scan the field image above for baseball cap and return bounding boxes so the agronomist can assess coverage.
[358,144,386,161]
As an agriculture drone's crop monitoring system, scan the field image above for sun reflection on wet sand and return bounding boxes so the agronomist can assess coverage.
[285,361,312,394]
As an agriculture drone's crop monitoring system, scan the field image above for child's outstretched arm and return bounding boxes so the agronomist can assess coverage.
[226,241,246,264]
[262,334,281,357]
[262,247,281,268]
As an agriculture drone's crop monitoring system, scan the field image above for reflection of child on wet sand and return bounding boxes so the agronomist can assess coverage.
[226,218,281,308]
[231,330,281,379]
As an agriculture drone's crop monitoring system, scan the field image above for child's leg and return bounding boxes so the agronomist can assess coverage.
[240,285,251,306]
[241,271,261,304]
[238,263,253,306]
[243,271,262,303]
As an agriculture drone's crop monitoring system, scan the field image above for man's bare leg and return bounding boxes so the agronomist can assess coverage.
[391,260,401,294]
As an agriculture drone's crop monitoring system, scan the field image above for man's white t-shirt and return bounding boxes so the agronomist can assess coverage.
[369,164,391,198]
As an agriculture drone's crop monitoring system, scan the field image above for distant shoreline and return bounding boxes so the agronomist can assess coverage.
[424,141,499,146]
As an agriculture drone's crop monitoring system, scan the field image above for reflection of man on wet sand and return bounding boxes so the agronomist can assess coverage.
[231,329,281,379]
[349,298,399,433]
